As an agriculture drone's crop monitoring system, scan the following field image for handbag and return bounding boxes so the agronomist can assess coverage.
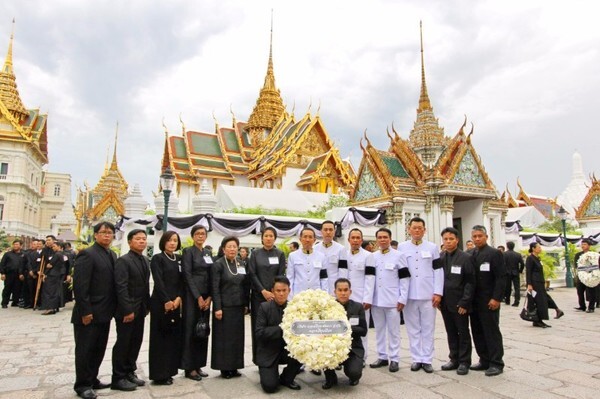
[159,309,182,332]
[193,312,210,340]
[519,293,539,322]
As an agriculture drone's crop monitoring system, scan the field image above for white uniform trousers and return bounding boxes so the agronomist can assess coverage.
[361,308,370,362]
[404,299,436,364]
[371,306,400,363]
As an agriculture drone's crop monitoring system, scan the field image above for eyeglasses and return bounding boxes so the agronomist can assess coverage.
[96,231,114,236]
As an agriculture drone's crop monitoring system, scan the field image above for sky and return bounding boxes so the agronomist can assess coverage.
[2,0,599,206]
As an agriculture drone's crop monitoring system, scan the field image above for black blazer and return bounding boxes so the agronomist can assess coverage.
[212,257,250,310]
[525,254,545,285]
[472,244,506,304]
[341,299,367,359]
[45,250,66,277]
[182,246,212,300]
[255,300,288,367]
[114,250,151,319]
[504,250,524,276]
[440,249,476,313]
[71,243,117,325]
[26,250,42,274]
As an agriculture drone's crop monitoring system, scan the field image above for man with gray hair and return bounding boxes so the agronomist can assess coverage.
[469,225,506,377]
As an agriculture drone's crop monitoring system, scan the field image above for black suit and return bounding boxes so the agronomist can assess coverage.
[256,300,302,393]
[469,244,506,369]
[503,250,524,305]
[112,250,150,382]
[574,251,596,310]
[324,299,367,384]
[440,249,475,366]
[0,250,26,307]
[71,243,117,394]
[41,250,65,311]
[23,249,42,308]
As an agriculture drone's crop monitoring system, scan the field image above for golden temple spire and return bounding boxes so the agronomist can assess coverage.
[247,11,285,148]
[418,20,431,112]
[1,18,28,120]
[104,144,110,174]
[110,121,119,168]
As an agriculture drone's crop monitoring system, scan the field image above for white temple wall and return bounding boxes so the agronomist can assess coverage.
[281,167,304,190]
[453,199,484,244]
[176,183,196,214]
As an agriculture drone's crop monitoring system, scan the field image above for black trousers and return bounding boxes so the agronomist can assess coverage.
[1,272,22,306]
[324,352,363,383]
[258,357,302,393]
[576,281,596,310]
[22,274,37,307]
[112,315,145,381]
[73,322,111,393]
[250,294,266,364]
[504,274,520,304]
[441,308,472,365]
[470,306,504,369]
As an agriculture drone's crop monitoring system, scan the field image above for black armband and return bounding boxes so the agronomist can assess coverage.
[432,258,443,270]
[398,268,411,279]
[338,259,348,269]
[320,269,328,279]
[365,266,376,276]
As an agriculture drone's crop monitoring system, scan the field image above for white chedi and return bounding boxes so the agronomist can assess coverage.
[281,289,352,371]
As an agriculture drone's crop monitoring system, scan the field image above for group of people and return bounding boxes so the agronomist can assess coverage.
[0,236,74,314]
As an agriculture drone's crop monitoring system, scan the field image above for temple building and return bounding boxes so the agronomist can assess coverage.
[159,26,356,214]
[502,179,557,219]
[350,23,507,246]
[0,21,75,240]
[74,125,129,237]
[556,151,590,217]
[575,175,600,235]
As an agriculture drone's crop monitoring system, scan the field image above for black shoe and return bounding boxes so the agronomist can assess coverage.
[280,379,301,390]
[152,379,173,385]
[197,369,209,378]
[126,373,145,386]
[457,364,469,375]
[485,366,503,376]
[230,370,241,378]
[76,389,97,399]
[586,309,595,313]
[555,310,564,319]
[111,379,137,391]
[92,381,110,390]
[543,322,552,328]
[441,361,458,371]
[533,321,547,328]
[422,363,433,373]
[1,305,7,309]
[221,371,232,379]
[41,309,56,315]
[349,379,360,386]
[574,307,586,311]
[11,302,19,307]
[504,301,510,305]
[470,362,488,371]
[370,359,389,368]
[310,370,322,376]
[185,370,202,381]
[322,378,338,390]
[410,362,422,372]
[511,303,519,307]
[389,361,399,372]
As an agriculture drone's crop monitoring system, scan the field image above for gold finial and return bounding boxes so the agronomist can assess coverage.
[161,117,169,136]
[230,104,236,127]
[3,18,15,73]
[418,20,432,112]
[179,113,186,135]
[104,143,110,174]
[212,110,219,132]
[291,100,295,116]
[316,100,321,116]
[308,98,312,114]
[363,129,372,147]
[386,126,393,141]
[111,121,119,166]
[466,122,474,144]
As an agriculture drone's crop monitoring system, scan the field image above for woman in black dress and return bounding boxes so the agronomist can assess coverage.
[211,236,250,378]
[526,242,564,328]
[149,231,184,385]
[181,225,213,381]
[41,241,66,315]
[247,227,285,364]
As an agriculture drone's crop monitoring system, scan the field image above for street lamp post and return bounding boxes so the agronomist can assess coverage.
[160,167,175,232]
[558,206,574,288]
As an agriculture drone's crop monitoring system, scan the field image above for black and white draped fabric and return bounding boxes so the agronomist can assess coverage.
[118,208,387,239]
[504,221,522,235]
[519,232,589,248]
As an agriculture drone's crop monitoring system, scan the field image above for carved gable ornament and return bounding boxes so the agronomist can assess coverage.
[354,167,384,202]
[452,149,486,187]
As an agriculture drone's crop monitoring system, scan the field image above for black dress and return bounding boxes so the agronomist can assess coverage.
[41,250,65,311]
[525,254,557,321]
[181,246,213,372]
[211,257,250,372]
[149,252,183,381]
[247,247,285,364]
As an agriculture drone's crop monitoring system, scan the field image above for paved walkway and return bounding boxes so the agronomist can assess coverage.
[0,287,599,398]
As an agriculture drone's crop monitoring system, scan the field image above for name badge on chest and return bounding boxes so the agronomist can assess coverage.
[238,266,246,275]
[421,251,432,259]
[329,255,338,264]
[384,262,395,271]
[268,256,279,265]
[352,261,365,271]
[203,256,213,264]
[451,265,461,274]
[349,317,359,326]
[480,262,490,272]
[313,261,322,269]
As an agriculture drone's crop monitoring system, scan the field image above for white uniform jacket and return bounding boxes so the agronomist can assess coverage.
[286,249,329,298]
[363,248,410,307]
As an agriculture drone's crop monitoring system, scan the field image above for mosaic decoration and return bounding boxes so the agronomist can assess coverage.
[102,206,119,223]
[354,168,383,202]
[584,195,600,217]
[453,150,486,187]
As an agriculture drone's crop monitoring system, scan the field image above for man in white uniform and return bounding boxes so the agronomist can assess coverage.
[314,220,345,295]
[286,227,328,299]
[398,217,444,373]
[364,228,410,373]
[338,228,373,363]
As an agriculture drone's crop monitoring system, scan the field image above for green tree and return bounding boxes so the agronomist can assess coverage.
[0,229,9,251]
[536,217,581,234]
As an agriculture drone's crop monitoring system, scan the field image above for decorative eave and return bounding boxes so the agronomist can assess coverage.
[387,125,426,185]
[87,189,125,220]
[248,111,295,172]
[575,175,600,221]
[350,147,393,205]
[183,130,234,182]
[501,185,519,208]
[296,147,355,190]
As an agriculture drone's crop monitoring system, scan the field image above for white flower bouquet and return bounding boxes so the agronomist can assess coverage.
[577,251,600,288]
[281,289,352,371]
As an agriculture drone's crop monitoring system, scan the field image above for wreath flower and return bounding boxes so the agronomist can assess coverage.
[577,251,600,288]
[281,289,352,371]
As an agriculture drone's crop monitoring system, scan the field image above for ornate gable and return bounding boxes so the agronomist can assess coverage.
[88,189,124,222]
[576,176,600,221]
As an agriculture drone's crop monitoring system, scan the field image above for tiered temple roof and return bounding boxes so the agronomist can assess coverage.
[575,175,600,222]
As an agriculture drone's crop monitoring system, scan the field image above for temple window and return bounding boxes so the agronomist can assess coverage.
[54,184,61,197]
[0,162,8,177]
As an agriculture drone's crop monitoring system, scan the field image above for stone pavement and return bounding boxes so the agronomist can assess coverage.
[1,287,599,398]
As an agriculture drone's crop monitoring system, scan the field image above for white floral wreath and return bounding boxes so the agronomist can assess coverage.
[577,251,600,288]
[281,289,352,371]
